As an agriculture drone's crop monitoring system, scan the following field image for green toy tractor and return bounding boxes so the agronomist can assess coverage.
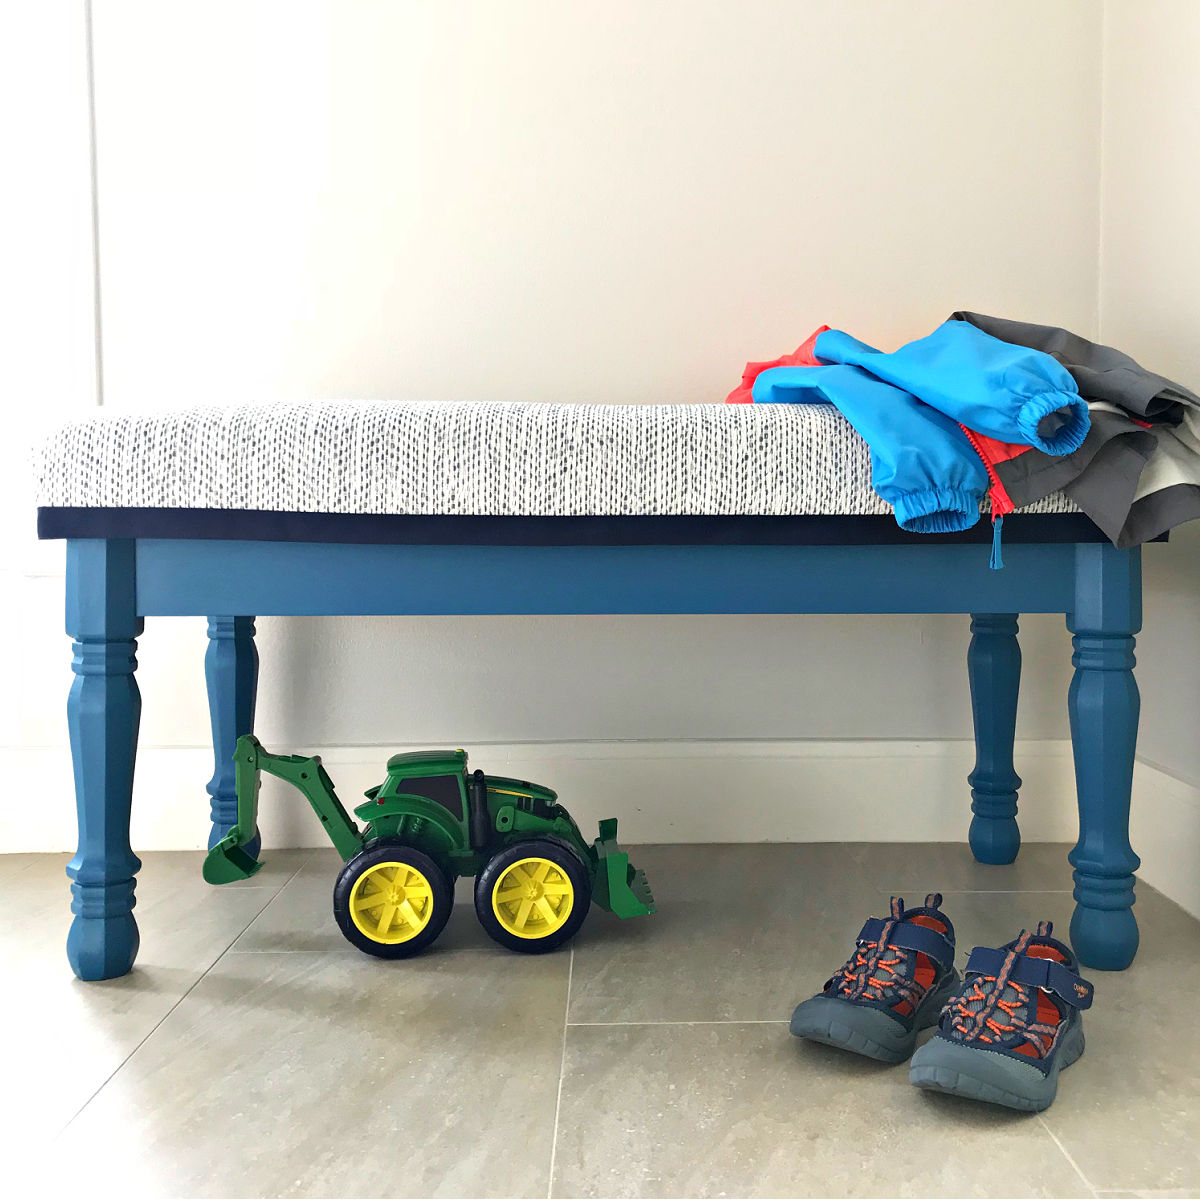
[203,736,654,956]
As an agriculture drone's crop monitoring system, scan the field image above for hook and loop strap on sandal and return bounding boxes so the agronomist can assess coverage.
[964,946,1094,1010]
[855,917,955,972]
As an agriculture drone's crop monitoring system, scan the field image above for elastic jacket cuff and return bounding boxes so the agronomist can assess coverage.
[1016,392,1090,456]
[891,487,982,534]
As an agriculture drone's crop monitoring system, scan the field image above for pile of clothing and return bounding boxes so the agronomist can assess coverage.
[728,313,1200,557]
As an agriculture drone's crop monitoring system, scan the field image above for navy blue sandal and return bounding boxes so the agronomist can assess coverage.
[909,921,1093,1112]
[790,894,960,1063]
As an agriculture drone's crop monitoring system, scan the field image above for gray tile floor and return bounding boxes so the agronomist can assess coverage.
[4,844,1199,1198]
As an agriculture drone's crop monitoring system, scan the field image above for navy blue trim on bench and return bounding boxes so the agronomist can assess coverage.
[37,506,1118,546]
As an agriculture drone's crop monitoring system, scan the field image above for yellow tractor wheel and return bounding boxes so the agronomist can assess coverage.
[474,839,591,953]
[333,843,453,958]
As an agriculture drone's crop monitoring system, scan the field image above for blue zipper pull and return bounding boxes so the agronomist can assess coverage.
[989,514,1005,570]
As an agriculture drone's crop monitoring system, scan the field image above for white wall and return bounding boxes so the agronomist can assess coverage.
[0,1,97,532]
[90,0,1104,408]
[1099,0,1200,916]
[0,1,1137,856]
[0,3,98,782]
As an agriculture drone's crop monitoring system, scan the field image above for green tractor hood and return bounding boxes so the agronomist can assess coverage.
[484,774,558,804]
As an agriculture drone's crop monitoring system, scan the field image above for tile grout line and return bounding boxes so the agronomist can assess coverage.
[224,946,497,955]
[567,1019,789,1027]
[1036,1115,1098,1197]
[201,863,311,965]
[55,853,312,1135]
[546,945,574,1200]
[222,852,316,953]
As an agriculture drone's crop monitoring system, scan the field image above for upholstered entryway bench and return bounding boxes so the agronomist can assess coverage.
[35,401,1146,979]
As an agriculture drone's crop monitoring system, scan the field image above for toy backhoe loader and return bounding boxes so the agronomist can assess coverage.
[204,736,654,957]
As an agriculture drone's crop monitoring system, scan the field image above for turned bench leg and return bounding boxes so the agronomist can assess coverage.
[65,539,143,980]
[205,616,259,854]
[967,613,1023,865]
[1067,544,1142,970]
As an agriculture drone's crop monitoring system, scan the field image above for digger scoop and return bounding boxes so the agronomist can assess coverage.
[202,735,362,885]
[203,827,263,884]
[590,818,655,917]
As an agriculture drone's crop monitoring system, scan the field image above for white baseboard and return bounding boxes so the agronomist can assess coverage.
[2,737,1079,852]
[6,737,1197,921]
[1131,758,1200,921]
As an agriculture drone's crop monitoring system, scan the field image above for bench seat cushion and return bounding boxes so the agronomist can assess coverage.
[36,400,1074,521]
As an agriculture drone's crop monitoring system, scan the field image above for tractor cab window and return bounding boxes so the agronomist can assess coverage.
[394,775,464,822]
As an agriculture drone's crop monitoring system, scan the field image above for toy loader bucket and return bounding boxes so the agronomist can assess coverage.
[203,830,263,884]
[202,735,266,884]
[591,818,655,917]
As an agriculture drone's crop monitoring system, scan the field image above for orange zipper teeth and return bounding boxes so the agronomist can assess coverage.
[960,424,1015,518]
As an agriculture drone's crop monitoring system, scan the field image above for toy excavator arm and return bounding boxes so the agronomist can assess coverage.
[203,735,364,884]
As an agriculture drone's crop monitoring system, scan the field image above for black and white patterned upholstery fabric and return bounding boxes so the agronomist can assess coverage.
[34,401,1075,517]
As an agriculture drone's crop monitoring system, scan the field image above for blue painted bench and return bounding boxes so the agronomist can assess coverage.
[35,402,1144,979]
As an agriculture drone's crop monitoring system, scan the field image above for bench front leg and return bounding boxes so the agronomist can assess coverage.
[1068,544,1142,970]
[205,616,259,854]
[967,613,1023,865]
[65,539,143,980]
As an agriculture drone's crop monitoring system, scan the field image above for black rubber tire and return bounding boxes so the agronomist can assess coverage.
[474,838,592,954]
[333,842,453,959]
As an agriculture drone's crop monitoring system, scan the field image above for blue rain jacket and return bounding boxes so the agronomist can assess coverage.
[812,321,1090,456]
[753,363,989,533]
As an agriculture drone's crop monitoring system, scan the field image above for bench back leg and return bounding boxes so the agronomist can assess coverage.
[65,539,143,980]
[967,613,1023,865]
[1068,543,1142,970]
[205,616,259,856]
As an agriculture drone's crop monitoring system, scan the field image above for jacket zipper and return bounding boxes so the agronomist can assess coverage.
[959,424,1014,569]
[959,424,1016,518]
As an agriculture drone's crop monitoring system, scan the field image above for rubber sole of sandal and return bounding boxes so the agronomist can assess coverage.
[790,969,961,1064]
[909,1016,1085,1112]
